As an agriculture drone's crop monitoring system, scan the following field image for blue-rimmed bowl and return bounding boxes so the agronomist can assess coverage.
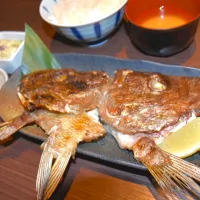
[39,0,128,45]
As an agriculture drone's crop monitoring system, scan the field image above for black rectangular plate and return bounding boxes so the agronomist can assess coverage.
[0,53,200,171]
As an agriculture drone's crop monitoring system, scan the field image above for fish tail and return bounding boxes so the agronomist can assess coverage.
[0,112,34,141]
[44,151,72,200]
[133,137,200,200]
[36,143,54,200]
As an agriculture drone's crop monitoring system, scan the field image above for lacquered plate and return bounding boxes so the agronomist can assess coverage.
[0,53,200,170]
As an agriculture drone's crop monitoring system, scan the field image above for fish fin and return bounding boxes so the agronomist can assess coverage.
[36,143,54,200]
[133,137,200,200]
[44,151,72,200]
[0,112,34,140]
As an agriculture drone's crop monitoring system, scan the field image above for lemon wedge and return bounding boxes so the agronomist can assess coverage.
[158,118,200,158]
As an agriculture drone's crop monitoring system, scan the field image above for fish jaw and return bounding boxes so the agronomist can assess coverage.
[104,124,148,150]
[104,123,173,151]
[104,110,197,152]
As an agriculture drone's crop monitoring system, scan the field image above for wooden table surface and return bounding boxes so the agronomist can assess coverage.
[0,1,200,200]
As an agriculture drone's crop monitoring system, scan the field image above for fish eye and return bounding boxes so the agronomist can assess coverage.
[148,74,168,92]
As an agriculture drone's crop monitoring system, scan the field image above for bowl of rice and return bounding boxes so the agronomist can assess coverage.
[39,0,128,45]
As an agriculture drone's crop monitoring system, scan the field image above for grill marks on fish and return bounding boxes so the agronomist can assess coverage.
[99,69,200,135]
[18,69,110,113]
[69,80,88,91]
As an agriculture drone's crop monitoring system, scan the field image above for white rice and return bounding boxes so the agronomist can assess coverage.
[53,0,124,26]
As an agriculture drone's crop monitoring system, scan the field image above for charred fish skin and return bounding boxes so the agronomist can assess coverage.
[18,69,110,114]
[99,69,197,135]
[99,69,200,199]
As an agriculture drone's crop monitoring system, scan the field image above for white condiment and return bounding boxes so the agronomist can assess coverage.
[53,0,124,26]
[0,39,22,60]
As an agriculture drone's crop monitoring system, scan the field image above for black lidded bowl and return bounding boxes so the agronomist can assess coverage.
[125,0,200,57]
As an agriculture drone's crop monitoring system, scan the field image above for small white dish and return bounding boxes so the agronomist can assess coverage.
[0,31,25,74]
[0,68,8,89]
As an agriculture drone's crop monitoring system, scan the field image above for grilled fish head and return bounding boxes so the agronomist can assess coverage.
[18,68,110,114]
[99,69,198,136]
[100,69,200,199]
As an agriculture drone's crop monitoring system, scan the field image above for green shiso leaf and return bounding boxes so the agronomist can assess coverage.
[22,24,61,75]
